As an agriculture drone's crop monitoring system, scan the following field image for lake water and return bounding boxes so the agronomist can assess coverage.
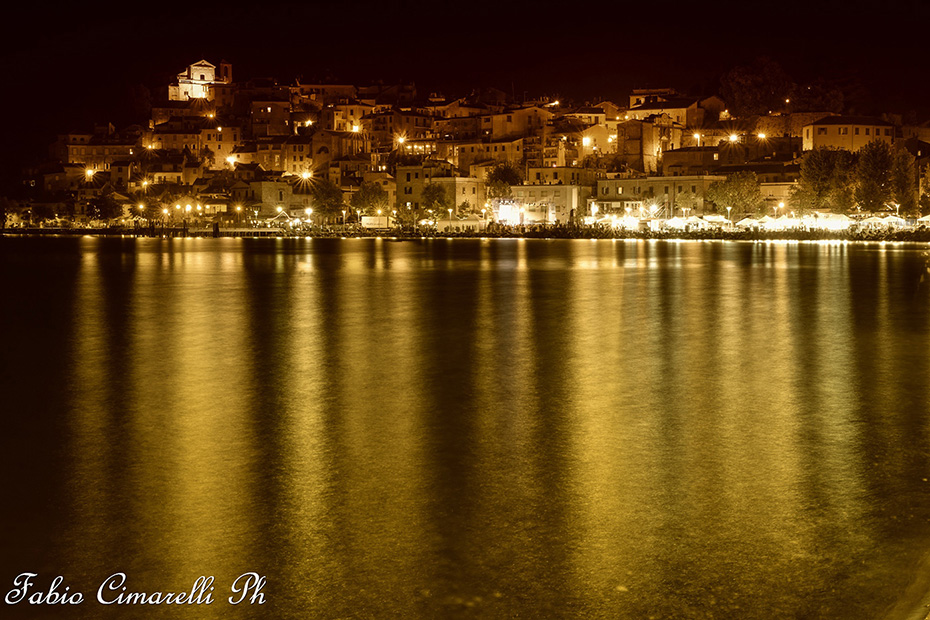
[2,236,930,619]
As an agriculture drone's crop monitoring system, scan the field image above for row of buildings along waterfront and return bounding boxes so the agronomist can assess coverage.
[21,59,930,226]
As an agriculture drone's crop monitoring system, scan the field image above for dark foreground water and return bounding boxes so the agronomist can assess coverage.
[2,236,930,620]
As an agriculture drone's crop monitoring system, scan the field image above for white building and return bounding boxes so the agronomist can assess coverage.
[169,60,232,102]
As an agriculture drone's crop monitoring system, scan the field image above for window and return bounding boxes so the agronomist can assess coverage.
[855,127,860,135]
[865,128,870,135]
[617,187,623,195]
[691,185,696,193]
[818,127,827,135]
[713,153,719,161]
[885,128,891,136]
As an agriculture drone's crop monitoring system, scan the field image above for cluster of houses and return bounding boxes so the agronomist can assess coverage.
[17,59,930,229]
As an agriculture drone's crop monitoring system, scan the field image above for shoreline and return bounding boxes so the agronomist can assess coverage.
[4,227,930,244]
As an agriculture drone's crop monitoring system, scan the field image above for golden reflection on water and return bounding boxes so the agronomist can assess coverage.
[17,237,928,619]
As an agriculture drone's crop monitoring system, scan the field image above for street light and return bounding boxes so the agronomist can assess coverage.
[447,208,453,231]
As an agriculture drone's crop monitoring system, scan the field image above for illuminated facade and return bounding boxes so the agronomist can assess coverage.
[169,60,232,102]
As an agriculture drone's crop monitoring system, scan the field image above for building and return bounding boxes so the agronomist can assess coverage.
[506,184,589,224]
[662,147,721,176]
[526,166,600,186]
[802,116,895,151]
[626,97,723,129]
[169,60,232,101]
[452,138,524,172]
[593,175,726,216]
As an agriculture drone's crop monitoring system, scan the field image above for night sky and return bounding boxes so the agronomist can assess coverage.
[2,0,928,191]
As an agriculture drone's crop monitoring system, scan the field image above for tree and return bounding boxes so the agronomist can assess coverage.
[788,78,844,114]
[891,148,918,216]
[674,190,697,215]
[350,181,390,215]
[920,164,930,216]
[487,161,523,186]
[309,178,344,217]
[854,140,894,212]
[0,197,14,230]
[86,195,123,221]
[720,57,794,117]
[486,180,512,201]
[791,148,856,214]
[705,172,765,216]
[199,146,216,168]
[421,183,450,212]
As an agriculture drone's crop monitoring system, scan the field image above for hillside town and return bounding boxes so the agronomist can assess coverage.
[5,58,930,234]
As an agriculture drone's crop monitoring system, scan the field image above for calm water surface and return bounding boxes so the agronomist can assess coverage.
[2,236,930,619]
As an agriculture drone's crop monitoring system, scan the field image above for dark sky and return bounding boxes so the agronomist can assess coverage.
[2,0,928,189]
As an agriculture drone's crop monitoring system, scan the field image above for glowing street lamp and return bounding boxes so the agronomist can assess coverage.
[342,209,346,228]
[301,171,312,180]
[447,208,453,230]
[729,134,739,143]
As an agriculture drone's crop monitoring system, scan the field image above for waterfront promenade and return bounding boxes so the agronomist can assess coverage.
[5,224,930,243]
